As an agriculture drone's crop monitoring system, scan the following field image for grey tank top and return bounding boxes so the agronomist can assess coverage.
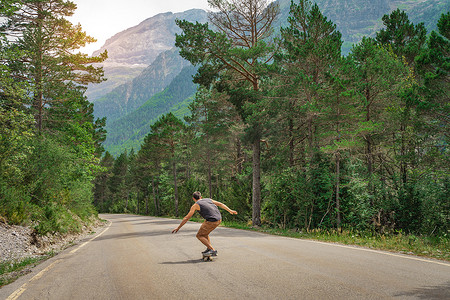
[197,198,222,222]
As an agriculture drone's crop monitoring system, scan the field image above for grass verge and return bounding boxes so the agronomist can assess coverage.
[220,221,450,262]
[0,252,55,287]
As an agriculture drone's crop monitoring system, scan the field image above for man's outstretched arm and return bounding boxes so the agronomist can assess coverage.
[212,200,237,215]
[172,204,199,233]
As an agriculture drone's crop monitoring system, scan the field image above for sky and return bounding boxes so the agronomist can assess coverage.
[70,0,210,55]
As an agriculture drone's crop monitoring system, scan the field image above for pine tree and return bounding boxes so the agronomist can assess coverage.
[277,0,342,157]
[108,151,129,212]
[2,0,107,132]
[349,37,406,179]
[185,87,236,197]
[1,1,106,228]
[416,12,449,158]
[271,0,342,228]
[376,9,427,186]
[137,132,164,216]
[150,113,185,216]
[175,0,280,225]
[376,8,427,66]
[93,152,114,212]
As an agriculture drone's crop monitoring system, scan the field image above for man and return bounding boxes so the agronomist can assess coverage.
[172,191,237,256]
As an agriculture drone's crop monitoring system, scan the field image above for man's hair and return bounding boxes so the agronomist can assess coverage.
[193,191,202,200]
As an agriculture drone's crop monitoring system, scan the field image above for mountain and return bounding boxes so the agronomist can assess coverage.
[85,9,207,101]
[276,0,449,53]
[104,65,198,155]
[93,47,191,123]
[407,0,450,31]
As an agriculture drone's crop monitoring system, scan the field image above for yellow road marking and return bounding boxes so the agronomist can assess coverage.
[6,222,111,300]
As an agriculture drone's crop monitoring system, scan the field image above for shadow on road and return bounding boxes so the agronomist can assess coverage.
[395,282,450,299]
[93,229,198,241]
[160,259,206,265]
[131,220,179,226]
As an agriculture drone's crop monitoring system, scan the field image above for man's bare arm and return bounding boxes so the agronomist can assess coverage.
[172,203,199,233]
[212,200,238,215]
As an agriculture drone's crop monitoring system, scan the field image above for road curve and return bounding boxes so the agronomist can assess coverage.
[1,214,449,299]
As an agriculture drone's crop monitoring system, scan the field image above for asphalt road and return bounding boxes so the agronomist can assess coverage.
[1,214,449,299]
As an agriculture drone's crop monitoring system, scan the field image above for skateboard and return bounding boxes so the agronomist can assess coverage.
[202,253,214,262]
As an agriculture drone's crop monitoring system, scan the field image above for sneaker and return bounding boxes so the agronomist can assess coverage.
[202,248,210,254]
[203,249,217,256]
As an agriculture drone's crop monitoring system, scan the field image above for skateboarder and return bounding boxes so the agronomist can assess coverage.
[172,191,237,256]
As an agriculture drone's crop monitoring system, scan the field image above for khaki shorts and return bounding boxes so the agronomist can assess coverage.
[196,220,221,239]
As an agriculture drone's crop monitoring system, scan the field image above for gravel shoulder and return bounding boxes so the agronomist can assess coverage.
[0,217,107,265]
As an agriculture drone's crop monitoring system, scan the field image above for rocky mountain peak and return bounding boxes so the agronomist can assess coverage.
[93,9,207,67]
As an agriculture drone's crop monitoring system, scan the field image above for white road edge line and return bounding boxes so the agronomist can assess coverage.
[224,227,450,267]
[6,221,112,300]
[298,237,450,267]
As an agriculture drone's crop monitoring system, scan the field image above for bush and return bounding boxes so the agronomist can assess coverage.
[0,183,31,225]
[263,168,304,229]
[35,203,82,235]
[215,177,252,222]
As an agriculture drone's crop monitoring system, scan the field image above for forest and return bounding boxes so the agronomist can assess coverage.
[94,0,449,237]
[1,0,449,242]
[0,0,107,234]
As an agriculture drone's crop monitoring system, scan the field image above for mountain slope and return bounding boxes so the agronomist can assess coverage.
[407,0,450,31]
[93,48,191,123]
[276,0,449,53]
[86,9,207,101]
[103,65,198,155]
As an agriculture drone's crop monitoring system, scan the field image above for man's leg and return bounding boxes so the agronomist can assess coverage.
[196,220,221,250]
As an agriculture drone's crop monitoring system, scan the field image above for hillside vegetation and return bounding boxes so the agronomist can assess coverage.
[94,0,449,250]
[104,65,197,155]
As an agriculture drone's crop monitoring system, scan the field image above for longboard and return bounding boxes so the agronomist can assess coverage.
[202,253,214,262]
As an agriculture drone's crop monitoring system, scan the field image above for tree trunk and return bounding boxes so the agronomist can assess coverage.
[208,163,213,198]
[400,124,407,185]
[367,136,373,177]
[365,92,373,179]
[34,20,44,132]
[152,176,158,216]
[207,149,213,198]
[236,138,243,174]
[307,116,314,156]
[335,152,341,230]
[252,138,261,226]
[186,156,190,180]
[33,3,45,133]
[145,184,149,215]
[137,192,140,214]
[173,160,179,216]
[289,117,294,167]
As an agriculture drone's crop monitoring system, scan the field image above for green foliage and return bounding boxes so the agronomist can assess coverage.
[177,177,206,217]
[35,203,82,235]
[0,1,105,234]
[263,168,307,229]
[93,2,449,241]
[0,183,31,225]
[215,175,252,222]
[376,8,427,64]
